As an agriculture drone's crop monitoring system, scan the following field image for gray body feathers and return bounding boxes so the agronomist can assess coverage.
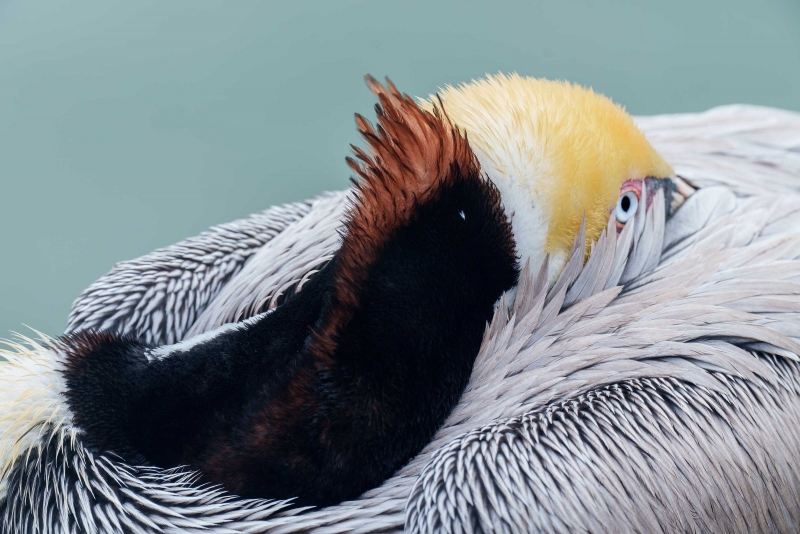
[3,105,800,532]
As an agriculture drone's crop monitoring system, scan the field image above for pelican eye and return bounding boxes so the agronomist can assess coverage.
[615,191,639,224]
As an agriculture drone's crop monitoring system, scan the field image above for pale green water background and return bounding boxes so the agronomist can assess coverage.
[1,0,798,339]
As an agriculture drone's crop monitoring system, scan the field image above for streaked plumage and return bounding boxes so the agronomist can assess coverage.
[54,82,520,508]
[2,75,800,533]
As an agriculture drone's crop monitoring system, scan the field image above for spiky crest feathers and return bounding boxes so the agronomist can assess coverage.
[310,76,483,362]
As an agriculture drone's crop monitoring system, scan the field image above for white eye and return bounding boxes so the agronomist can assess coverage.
[615,191,639,224]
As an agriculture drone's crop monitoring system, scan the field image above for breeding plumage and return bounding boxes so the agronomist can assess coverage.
[3,74,800,533]
[28,80,519,509]
[422,74,678,279]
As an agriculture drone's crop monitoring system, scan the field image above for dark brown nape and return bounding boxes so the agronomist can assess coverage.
[58,75,519,508]
[310,76,481,363]
[61,330,142,374]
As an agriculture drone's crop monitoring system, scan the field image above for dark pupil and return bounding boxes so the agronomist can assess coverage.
[620,195,631,212]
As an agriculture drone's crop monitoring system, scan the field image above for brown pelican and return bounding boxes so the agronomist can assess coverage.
[3,74,800,532]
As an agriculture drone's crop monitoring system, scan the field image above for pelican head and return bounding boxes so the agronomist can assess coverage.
[423,73,692,280]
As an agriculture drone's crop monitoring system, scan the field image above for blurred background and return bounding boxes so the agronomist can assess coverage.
[1,0,799,338]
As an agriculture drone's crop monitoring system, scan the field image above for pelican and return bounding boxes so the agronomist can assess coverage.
[2,74,800,532]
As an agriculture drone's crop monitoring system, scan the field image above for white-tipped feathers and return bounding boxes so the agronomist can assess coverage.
[66,195,324,345]
[2,103,800,532]
[0,334,75,504]
[408,190,800,533]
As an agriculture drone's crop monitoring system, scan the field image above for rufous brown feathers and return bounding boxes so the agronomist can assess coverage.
[310,76,481,362]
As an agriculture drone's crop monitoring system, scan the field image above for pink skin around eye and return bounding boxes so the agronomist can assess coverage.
[619,179,643,199]
[615,179,643,233]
